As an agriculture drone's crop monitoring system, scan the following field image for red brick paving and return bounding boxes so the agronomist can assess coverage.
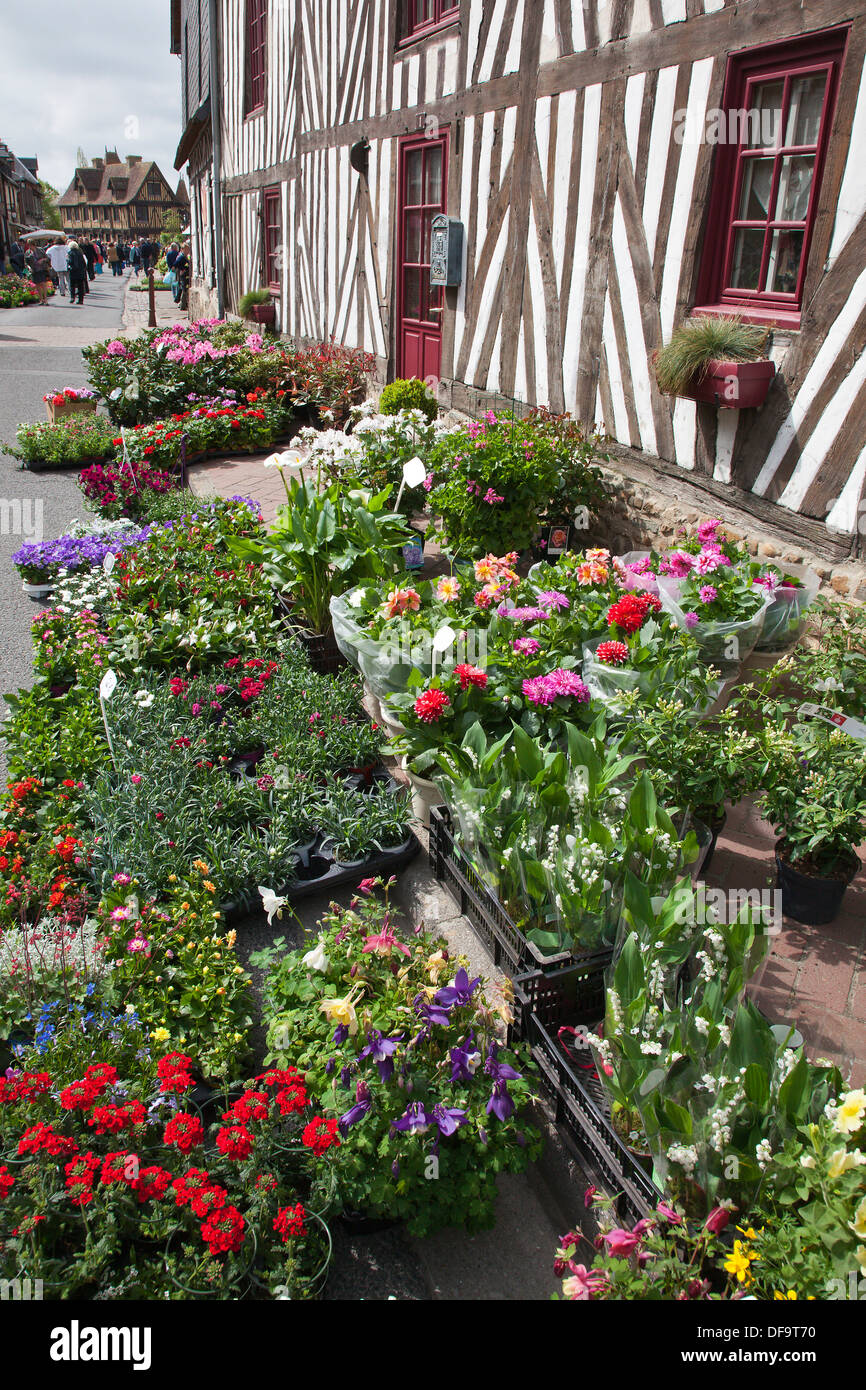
[185,452,866,1082]
[707,798,866,1082]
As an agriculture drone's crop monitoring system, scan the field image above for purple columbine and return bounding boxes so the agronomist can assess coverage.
[359,1030,403,1083]
[333,1023,349,1045]
[434,968,481,1011]
[431,1103,468,1137]
[484,1042,522,1084]
[339,1094,372,1136]
[486,1081,515,1122]
[450,1037,481,1083]
[391,1101,433,1135]
[414,995,452,1029]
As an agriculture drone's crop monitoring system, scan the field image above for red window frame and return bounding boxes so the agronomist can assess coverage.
[245,0,267,116]
[694,26,849,328]
[263,186,282,291]
[400,1,459,44]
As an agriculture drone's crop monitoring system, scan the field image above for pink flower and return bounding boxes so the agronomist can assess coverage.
[602,1228,641,1258]
[695,548,731,576]
[362,926,410,958]
[130,774,142,785]
[697,519,721,544]
[662,550,697,578]
[562,1263,609,1300]
[357,878,378,894]
[512,637,540,656]
[698,585,717,605]
[655,1202,683,1225]
[704,1206,731,1234]
[684,611,699,629]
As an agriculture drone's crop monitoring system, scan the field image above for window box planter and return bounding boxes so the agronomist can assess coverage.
[45,396,98,425]
[682,358,776,409]
[247,302,276,326]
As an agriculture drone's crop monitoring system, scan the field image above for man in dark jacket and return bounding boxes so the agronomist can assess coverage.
[9,240,26,276]
[67,241,88,305]
[82,240,96,280]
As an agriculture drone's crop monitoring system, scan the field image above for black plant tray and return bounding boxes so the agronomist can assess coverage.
[222,830,421,922]
[429,805,611,979]
[23,454,114,473]
[510,967,662,1224]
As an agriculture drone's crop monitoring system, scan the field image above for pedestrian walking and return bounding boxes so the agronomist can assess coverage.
[47,238,70,296]
[26,245,53,305]
[129,241,141,276]
[66,241,88,305]
[82,240,96,280]
[9,239,26,276]
[107,242,121,276]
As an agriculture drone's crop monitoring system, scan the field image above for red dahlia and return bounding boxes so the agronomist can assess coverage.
[413,688,451,724]
[454,663,488,690]
[595,641,629,667]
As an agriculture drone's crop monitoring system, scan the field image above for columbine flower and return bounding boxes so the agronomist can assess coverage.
[562,1264,609,1300]
[391,1102,432,1134]
[603,1228,641,1257]
[358,1032,403,1082]
[258,886,288,925]
[486,1081,515,1121]
[362,925,411,958]
[301,938,329,973]
[435,967,481,1009]
[320,987,362,1036]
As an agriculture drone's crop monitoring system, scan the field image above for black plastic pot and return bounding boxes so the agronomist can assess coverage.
[775,843,859,926]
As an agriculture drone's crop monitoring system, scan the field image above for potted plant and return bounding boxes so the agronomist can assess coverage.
[238,288,276,326]
[654,316,775,409]
[43,387,98,424]
[758,720,866,925]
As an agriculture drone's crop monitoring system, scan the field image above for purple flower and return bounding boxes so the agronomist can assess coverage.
[432,1104,469,1137]
[522,669,590,707]
[450,1038,482,1083]
[339,1086,373,1135]
[536,590,570,612]
[391,1101,433,1134]
[484,1042,522,1084]
[503,606,552,623]
[359,1030,403,1082]
[333,1023,349,1045]
[486,1081,515,1122]
[435,967,481,1010]
[684,611,699,629]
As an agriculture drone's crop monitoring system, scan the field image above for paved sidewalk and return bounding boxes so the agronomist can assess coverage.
[707,798,866,1082]
[122,272,187,337]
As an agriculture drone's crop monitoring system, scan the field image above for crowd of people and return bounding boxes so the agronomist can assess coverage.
[0,234,191,307]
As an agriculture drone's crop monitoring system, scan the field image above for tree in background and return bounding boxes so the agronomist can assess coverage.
[75,147,89,168]
[161,208,183,245]
[40,181,62,231]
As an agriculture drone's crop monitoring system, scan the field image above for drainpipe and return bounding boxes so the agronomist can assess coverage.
[208,0,225,318]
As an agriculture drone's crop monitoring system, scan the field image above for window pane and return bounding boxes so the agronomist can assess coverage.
[404,266,422,320]
[745,81,784,148]
[766,228,804,293]
[425,146,443,205]
[729,228,766,289]
[738,157,775,220]
[776,154,814,222]
[405,150,423,205]
[785,73,827,147]
[405,211,422,263]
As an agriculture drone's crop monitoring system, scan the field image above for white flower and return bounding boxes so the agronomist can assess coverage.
[301,938,329,973]
[258,885,288,925]
[755,1138,773,1166]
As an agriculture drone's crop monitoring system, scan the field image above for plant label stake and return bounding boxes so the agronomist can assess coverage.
[431,623,456,679]
[394,456,427,514]
[103,551,116,576]
[798,702,866,744]
[119,428,138,493]
[99,669,118,769]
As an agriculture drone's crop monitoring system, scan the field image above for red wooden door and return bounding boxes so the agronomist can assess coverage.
[397,133,447,382]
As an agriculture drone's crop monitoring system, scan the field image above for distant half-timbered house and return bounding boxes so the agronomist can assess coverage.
[170,1,866,545]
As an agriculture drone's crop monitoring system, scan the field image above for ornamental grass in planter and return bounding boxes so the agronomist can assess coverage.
[654,316,775,409]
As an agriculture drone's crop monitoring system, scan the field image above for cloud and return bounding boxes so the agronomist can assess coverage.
[0,4,182,193]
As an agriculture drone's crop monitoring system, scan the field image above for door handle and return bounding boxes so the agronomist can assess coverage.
[429,306,443,314]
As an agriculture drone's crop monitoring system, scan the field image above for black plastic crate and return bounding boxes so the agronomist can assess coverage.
[511,968,662,1224]
[430,805,611,976]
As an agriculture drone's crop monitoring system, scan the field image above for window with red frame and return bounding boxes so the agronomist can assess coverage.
[263,188,281,290]
[245,0,267,115]
[402,1,459,42]
[695,27,849,323]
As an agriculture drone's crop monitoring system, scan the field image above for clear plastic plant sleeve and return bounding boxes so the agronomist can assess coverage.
[581,637,725,721]
[617,550,660,595]
[656,575,772,675]
[753,563,820,652]
[330,591,432,699]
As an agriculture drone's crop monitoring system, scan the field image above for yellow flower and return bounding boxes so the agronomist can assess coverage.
[774,1290,798,1300]
[319,987,362,1036]
[150,1027,170,1043]
[849,1197,866,1241]
[856,1246,866,1274]
[226,930,237,949]
[426,951,447,983]
[828,1147,866,1179]
[724,1241,760,1283]
[168,874,177,883]
[834,1089,866,1136]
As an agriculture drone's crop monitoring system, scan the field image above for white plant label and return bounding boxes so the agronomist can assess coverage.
[103,551,116,576]
[798,702,866,743]
[432,624,456,653]
[402,456,427,489]
[99,669,118,701]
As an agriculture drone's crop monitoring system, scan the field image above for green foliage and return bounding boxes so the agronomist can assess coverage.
[238,287,273,316]
[379,377,439,423]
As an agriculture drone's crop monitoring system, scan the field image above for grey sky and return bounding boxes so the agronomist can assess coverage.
[0,3,182,196]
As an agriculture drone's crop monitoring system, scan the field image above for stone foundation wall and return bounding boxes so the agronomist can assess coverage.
[591,448,866,603]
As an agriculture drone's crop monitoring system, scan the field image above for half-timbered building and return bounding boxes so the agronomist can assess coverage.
[170,1,866,547]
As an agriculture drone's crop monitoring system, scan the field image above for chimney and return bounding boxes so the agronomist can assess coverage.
[92,156,104,169]
[126,155,142,166]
